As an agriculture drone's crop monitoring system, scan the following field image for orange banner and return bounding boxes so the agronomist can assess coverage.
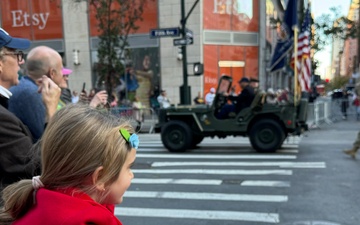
[203,0,259,32]
[89,0,158,37]
[0,0,63,40]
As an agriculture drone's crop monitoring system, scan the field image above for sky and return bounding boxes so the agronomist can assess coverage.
[312,0,351,77]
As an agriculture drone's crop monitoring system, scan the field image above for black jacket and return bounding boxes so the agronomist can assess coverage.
[0,95,40,192]
[228,85,255,113]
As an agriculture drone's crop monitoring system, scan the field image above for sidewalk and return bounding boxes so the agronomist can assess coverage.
[302,116,360,148]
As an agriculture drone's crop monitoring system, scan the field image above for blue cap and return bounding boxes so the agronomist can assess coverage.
[0,28,31,50]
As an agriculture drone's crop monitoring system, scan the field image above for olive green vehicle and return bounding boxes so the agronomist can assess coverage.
[155,75,308,153]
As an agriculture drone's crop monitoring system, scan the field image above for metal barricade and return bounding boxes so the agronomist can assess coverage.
[109,106,157,134]
[307,97,359,129]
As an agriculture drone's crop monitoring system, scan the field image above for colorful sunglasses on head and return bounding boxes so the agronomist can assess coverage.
[119,128,139,149]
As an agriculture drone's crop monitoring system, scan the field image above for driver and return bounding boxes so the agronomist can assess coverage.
[216,77,255,119]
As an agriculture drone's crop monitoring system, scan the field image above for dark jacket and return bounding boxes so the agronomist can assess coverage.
[228,85,255,113]
[0,95,40,192]
[9,77,45,142]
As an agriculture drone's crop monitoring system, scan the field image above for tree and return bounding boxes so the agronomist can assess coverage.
[75,0,150,100]
[325,75,350,92]
[314,5,359,74]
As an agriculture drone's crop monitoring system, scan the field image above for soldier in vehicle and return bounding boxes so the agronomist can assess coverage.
[217,77,255,119]
[249,78,259,93]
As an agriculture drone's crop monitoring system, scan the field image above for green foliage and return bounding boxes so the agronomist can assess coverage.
[314,6,358,47]
[89,0,148,90]
[325,76,350,91]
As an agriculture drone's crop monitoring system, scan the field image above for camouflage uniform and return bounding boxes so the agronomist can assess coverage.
[344,79,360,158]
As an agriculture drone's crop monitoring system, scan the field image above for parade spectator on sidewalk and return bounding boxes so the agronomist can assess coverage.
[72,90,79,104]
[132,96,144,132]
[0,28,60,193]
[0,104,138,224]
[122,62,139,102]
[193,91,204,105]
[58,67,73,108]
[9,46,64,142]
[340,88,349,120]
[157,89,171,109]
[205,87,216,106]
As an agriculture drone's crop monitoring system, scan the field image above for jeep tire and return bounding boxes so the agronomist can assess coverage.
[161,120,193,152]
[249,119,285,153]
[191,134,204,148]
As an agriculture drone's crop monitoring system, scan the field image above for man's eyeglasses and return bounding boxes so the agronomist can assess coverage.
[1,51,24,63]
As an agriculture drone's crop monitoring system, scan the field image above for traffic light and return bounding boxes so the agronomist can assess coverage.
[193,62,203,76]
[325,78,330,83]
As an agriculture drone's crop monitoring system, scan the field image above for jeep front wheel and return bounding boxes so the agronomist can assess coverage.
[161,120,193,152]
[249,119,285,153]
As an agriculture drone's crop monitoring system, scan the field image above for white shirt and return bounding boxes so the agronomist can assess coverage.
[205,92,215,106]
[0,85,12,99]
[157,95,171,108]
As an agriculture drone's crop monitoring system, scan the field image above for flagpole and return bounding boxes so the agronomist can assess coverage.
[294,26,299,107]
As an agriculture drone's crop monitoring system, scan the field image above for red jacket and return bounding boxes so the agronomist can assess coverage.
[13,188,123,225]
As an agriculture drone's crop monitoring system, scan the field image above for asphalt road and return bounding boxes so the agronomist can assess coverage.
[116,119,360,225]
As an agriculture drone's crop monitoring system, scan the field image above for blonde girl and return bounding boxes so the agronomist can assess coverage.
[0,104,138,225]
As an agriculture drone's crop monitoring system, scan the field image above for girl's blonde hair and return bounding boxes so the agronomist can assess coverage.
[0,104,134,223]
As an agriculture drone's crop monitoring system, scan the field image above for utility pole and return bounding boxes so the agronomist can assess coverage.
[179,0,199,105]
[180,0,189,105]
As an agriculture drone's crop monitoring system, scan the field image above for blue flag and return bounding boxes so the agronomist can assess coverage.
[269,0,298,72]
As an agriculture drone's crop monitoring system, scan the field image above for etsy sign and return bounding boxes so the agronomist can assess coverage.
[0,0,63,40]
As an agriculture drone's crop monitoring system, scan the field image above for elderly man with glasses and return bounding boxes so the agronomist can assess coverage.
[8,45,64,142]
[0,28,60,192]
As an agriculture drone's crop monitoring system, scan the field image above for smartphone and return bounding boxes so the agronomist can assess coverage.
[82,82,86,92]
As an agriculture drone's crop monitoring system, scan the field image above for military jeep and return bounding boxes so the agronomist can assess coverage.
[155,75,308,153]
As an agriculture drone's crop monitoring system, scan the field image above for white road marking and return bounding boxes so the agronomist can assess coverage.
[132,178,222,185]
[151,161,326,168]
[124,191,288,202]
[136,153,296,159]
[132,169,292,175]
[241,180,291,187]
[131,178,291,187]
[115,207,280,223]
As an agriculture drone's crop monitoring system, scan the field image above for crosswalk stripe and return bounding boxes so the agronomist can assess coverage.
[124,191,288,202]
[115,207,280,223]
[132,178,291,187]
[136,153,296,159]
[241,180,291,187]
[132,169,292,175]
[126,136,303,224]
[151,161,326,168]
[132,178,222,185]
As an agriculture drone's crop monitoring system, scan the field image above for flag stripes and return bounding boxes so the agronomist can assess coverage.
[291,7,311,92]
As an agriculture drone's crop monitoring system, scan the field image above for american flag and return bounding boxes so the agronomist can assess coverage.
[291,7,311,92]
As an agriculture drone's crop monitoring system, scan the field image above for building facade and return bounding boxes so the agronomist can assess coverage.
[0,0,269,106]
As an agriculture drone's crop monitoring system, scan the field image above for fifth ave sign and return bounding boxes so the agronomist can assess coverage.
[150,27,180,38]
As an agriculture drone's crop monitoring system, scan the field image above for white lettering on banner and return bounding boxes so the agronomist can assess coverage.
[213,0,238,15]
[213,0,253,20]
[11,10,50,30]
[205,76,217,85]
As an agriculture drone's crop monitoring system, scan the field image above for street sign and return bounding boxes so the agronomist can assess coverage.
[150,27,180,38]
[173,37,193,46]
